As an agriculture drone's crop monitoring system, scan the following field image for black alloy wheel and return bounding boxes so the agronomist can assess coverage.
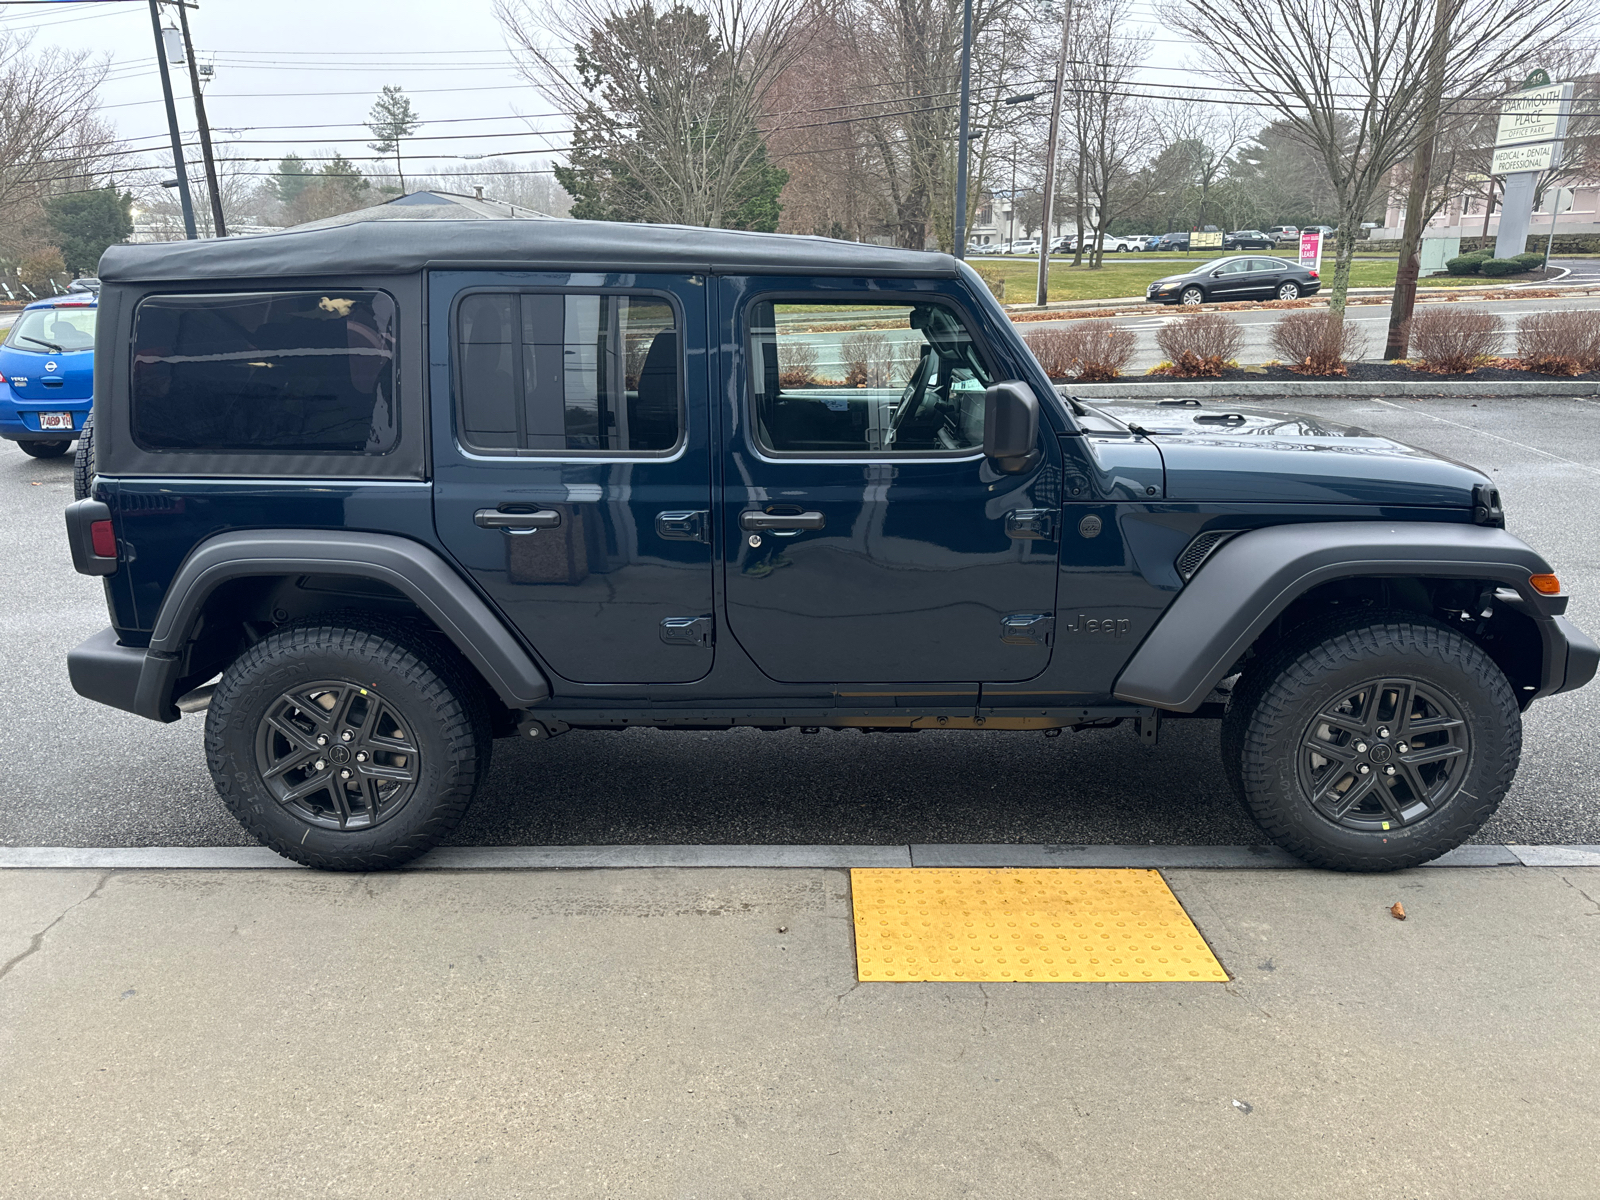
[1224,613,1520,871]
[206,621,490,869]
[1297,677,1469,832]
[253,680,422,831]
[19,439,71,458]
[1277,282,1301,300]
[1180,286,1205,306]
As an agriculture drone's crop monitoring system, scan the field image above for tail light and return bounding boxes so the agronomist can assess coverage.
[65,498,118,575]
[1307,270,1319,279]
[91,519,117,558]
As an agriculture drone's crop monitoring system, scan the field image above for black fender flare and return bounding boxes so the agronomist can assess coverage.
[127,529,551,720]
[1112,521,1581,712]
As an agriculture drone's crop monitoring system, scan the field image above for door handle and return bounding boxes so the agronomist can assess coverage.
[739,510,825,532]
[474,508,562,531]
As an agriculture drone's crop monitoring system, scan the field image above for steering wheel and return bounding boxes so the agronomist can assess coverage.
[888,344,933,446]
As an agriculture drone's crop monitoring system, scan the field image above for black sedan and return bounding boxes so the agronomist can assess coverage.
[1145,255,1320,306]
[1223,229,1274,249]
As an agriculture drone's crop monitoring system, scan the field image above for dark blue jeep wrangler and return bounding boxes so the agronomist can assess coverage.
[63,221,1597,871]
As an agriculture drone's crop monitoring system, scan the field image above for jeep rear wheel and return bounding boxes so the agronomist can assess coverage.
[205,622,490,870]
[1226,614,1519,871]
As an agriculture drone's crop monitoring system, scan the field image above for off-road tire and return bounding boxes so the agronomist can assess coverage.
[205,620,491,870]
[72,412,94,500]
[19,439,71,459]
[1224,612,1519,871]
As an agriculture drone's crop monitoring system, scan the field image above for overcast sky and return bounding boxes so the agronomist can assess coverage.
[1,0,570,188]
[0,0,1181,196]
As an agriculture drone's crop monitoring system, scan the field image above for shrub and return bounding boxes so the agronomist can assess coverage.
[841,332,914,387]
[1478,257,1526,277]
[1154,311,1242,368]
[1515,310,1600,374]
[1024,321,1136,381]
[777,337,819,387]
[1444,255,1481,275]
[1408,308,1504,373]
[1512,252,1546,271]
[1268,310,1369,375]
[18,247,64,290]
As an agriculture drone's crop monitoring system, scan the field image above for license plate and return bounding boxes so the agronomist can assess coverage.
[39,412,73,431]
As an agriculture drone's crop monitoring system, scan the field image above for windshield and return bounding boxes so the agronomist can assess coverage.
[4,306,96,353]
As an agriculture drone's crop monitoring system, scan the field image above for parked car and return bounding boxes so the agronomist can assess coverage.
[1303,225,1338,240]
[1223,230,1275,250]
[65,221,1595,874]
[1007,238,1042,255]
[1141,235,1163,251]
[1145,254,1320,305]
[1267,226,1299,244]
[0,292,96,458]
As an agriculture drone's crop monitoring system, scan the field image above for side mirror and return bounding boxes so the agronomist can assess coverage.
[983,381,1039,473]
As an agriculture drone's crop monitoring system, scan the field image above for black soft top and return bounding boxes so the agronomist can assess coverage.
[99,219,956,283]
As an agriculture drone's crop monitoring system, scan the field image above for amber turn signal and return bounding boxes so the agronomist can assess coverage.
[1530,574,1562,595]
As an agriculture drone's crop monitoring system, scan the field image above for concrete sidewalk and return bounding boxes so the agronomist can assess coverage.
[3,866,1598,1198]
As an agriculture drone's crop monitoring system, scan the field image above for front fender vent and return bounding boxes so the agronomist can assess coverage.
[1176,529,1238,582]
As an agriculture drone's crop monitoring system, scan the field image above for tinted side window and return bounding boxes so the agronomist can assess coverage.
[748,300,992,456]
[131,291,397,454]
[456,292,680,455]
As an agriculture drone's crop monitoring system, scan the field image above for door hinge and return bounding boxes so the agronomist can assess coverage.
[660,616,714,647]
[656,510,710,543]
[1005,508,1056,540]
[1000,613,1055,646]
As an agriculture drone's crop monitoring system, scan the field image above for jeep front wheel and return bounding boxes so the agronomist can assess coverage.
[205,622,490,869]
[1225,615,1519,871]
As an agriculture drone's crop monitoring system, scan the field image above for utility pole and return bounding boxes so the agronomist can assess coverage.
[1384,0,1455,359]
[952,0,974,259]
[173,0,227,237]
[1036,0,1073,306]
[148,0,197,239]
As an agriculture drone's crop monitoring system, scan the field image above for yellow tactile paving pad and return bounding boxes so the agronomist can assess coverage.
[850,868,1228,983]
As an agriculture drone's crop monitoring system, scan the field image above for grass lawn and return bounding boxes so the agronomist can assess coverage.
[970,255,1495,304]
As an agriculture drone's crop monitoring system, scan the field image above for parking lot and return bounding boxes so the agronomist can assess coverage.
[3,392,1597,853]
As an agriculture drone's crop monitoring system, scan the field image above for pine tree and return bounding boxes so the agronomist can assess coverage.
[43,186,133,275]
[366,86,422,194]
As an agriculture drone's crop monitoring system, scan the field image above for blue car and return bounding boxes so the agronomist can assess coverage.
[0,294,97,458]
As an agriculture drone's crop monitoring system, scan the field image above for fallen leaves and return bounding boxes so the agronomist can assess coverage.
[1390,901,1407,921]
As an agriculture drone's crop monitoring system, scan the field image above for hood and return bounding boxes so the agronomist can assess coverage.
[1082,400,1493,509]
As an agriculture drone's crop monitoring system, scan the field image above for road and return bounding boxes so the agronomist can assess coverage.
[2,393,1597,851]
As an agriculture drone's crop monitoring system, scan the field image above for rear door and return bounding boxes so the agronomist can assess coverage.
[1247,257,1288,297]
[430,271,715,685]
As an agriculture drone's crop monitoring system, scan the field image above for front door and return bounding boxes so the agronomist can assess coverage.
[717,278,1061,684]
[430,271,715,684]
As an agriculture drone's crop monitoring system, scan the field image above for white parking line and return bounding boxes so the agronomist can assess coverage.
[1370,398,1600,476]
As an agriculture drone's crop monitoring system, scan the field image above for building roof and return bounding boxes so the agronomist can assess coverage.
[97,218,955,283]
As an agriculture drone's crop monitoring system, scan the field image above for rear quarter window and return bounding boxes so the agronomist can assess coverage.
[130,290,398,455]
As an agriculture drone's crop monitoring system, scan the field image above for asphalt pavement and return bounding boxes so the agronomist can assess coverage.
[1,393,1597,851]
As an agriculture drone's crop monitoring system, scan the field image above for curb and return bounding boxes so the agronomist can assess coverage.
[1,843,1596,870]
[1061,380,1600,399]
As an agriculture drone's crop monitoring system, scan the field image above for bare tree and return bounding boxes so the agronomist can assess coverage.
[1161,0,1595,321]
[0,30,121,262]
[1070,0,1154,266]
[1159,99,1253,228]
[498,0,811,228]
